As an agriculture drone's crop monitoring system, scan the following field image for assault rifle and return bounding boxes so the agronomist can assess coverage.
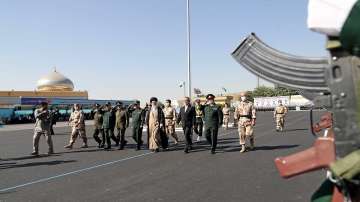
[232,33,360,201]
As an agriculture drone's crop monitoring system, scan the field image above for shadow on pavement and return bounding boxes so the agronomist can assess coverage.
[254,144,299,151]
[283,128,308,132]
[0,160,76,170]
[1,154,61,162]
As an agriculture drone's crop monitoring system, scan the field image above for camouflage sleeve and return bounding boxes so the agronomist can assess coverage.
[273,107,277,117]
[234,107,239,119]
[173,108,177,121]
[251,103,256,119]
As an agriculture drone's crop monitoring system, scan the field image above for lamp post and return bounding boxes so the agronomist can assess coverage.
[186,0,192,98]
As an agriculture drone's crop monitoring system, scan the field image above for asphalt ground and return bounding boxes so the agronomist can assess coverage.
[0,111,326,202]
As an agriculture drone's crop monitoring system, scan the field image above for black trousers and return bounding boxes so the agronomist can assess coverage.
[116,128,127,147]
[110,128,119,144]
[50,124,55,135]
[93,128,103,145]
[183,126,193,150]
[132,126,143,149]
[205,126,218,151]
[194,118,203,136]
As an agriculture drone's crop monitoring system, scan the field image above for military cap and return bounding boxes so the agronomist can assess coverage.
[165,99,171,103]
[150,97,158,102]
[206,94,215,100]
[116,101,123,106]
[95,103,100,107]
[135,100,140,105]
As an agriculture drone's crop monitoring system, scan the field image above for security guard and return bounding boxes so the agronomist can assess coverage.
[222,103,231,130]
[194,98,204,142]
[115,101,129,150]
[234,92,256,153]
[65,104,88,149]
[203,94,223,154]
[130,100,145,150]
[31,102,54,155]
[163,99,179,145]
[274,100,287,132]
[92,104,104,148]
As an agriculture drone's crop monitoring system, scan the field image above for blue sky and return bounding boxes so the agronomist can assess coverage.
[0,0,327,102]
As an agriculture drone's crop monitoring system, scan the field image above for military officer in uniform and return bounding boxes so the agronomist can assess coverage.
[222,103,231,130]
[203,94,223,154]
[234,92,256,153]
[31,102,54,155]
[130,100,145,150]
[163,99,179,145]
[274,100,287,132]
[102,103,115,150]
[115,101,129,150]
[194,98,204,142]
[92,104,104,148]
[64,104,88,149]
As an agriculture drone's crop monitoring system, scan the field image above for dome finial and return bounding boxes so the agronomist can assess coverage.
[53,66,57,72]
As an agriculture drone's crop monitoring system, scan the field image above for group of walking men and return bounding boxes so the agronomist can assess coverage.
[31,91,289,155]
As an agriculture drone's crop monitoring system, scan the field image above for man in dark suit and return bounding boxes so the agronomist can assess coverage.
[177,97,196,153]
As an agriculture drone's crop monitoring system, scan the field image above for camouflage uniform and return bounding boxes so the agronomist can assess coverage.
[163,106,179,143]
[194,103,204,139]
[274,105,287,132]
[32,108,54,154]
[222,106,231,130]
[67,110,88,148]
[234,100,256,152]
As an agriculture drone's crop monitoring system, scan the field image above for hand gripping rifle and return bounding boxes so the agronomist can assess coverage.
[232,33,360,201]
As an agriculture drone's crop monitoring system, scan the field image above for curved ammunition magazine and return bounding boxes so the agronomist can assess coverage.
[232,33,330,92]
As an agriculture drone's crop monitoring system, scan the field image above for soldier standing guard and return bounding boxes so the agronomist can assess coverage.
[274,100,287,132]
[163,99,179,145]
[31,102,54,156]
[222,103,231,130]
[130,101,145,150]
[92,104,104,148]
[234,92,256,153]
[203,94,223,154]
[65,104,88,149]
[194,98,204,142]
[115,101,129,150]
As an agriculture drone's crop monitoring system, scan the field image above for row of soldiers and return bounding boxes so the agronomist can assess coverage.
[31,92,287,155]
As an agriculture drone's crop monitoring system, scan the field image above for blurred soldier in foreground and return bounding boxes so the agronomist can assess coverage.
[163,99,179,145]
[65,104,88,149]
[203,94,223,154]
[115,101,129,150]
[273,100,287,132]
[129,101,145,150]
[194,98,204,142]
[177,97,196,153]
[145,97,165,152]
[92,104,104,148]
[222,103,231,130]
[234,92,256,153]
[31,102,54,155]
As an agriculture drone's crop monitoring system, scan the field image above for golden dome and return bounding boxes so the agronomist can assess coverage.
[37,68,74,91]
